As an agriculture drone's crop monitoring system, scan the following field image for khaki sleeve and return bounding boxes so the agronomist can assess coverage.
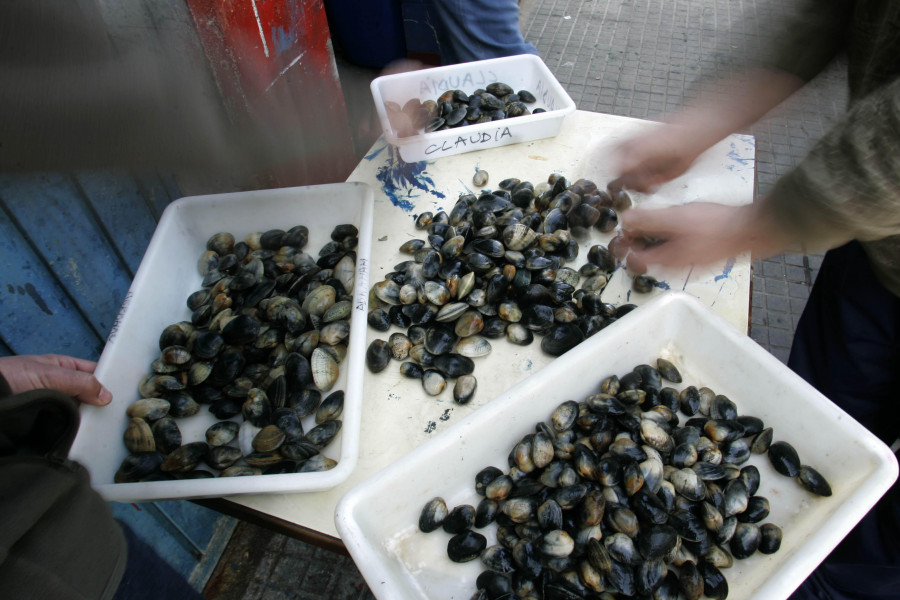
[765,76,900,251]
[757,0,852,82]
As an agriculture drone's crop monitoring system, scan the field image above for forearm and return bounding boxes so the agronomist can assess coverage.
[665,67,806,157]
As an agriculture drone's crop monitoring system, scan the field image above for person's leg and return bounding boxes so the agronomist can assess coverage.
[430,0,538,65]
[113,521,203,600]
[787,241,900,599]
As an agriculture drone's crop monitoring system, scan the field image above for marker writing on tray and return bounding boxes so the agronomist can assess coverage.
[424,127,513,156]
[418,70,499,97]
[355,258,369,312]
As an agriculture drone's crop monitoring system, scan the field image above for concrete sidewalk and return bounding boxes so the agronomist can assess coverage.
[203,1,850,598]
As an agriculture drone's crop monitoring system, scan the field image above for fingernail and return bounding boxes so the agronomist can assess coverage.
[99,386,113,405]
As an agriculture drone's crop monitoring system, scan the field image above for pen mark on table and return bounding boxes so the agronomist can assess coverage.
[682,265,696,291]
[424,421,436,434]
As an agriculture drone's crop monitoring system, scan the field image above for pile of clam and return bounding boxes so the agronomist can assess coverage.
[366,173,653,403]
[418,359,831,600]
[115,224,359,483]
[387,82,545,138]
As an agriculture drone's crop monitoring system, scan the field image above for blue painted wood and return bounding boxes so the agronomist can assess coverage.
[0,173,134,342]
[111,501,235,590]
[74,170,160,276]
[136,169,180,220]
[0,202,103,358]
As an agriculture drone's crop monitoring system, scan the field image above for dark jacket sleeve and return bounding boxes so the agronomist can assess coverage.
[0,372,127,600]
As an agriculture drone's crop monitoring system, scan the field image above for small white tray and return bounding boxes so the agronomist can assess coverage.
[70,182,375,501]
[371,54,576,162]
[335,292,898,600]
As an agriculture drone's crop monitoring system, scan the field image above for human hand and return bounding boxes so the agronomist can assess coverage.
[0,354,111,406]
[613,124,708,193]
[615,202,789,273]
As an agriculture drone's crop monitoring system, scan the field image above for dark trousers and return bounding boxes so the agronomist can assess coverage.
[788,241,900,599]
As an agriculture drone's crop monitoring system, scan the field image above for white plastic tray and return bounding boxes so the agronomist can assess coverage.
[70,182,375,501]
[371,55,576,162]
[335,292,898,600]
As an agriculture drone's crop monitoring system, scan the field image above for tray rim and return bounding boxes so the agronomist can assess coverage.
[70,182,375,502]
[335,291,899,600]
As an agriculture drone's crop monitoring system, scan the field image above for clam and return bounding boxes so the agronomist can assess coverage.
[298,454,338,472]
[160,442,208,473]
[797,464,832,496]
[252,424,286,453]
[126,398,170,421]
[206,421,240,447]
[768,440,802,477]
[315,390,344,424]
[366,339,391,373]
[206,445,243,470]
[310,347,339,392]
[124,418,155,453]
[447,530,486,563]
[115,452,165,483]
[442,505,476,534]
[422,369,447,396]
[151,417,182,454]
[453,374,477,404]
[305,420,341,448]
[419,497,449,533]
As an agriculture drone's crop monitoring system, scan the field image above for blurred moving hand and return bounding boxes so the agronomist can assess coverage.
[612,123,709,193]
[610,67,806,269]
[616,201,793,273]
[0,354,111,406]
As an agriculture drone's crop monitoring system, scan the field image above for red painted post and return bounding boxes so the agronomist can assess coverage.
[184,0,357,187]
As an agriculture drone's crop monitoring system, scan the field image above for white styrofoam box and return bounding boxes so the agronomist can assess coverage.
[335,292,898,600]
[370,54,576,163]
[69,183,375,501]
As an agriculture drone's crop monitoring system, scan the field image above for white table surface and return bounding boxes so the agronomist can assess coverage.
[224,109,756,539]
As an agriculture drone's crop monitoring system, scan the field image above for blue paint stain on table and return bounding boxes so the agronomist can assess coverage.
[715,257,736,282]
[727,142,754,166]
[367,143,446,211]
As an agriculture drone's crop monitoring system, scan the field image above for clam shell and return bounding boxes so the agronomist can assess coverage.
[126,398,170,421]
[299,454,338,472]
[453,374,477,404]
[372,280,401,305]
[436,302,469,322]
[422,369,446,396]
[454,335,492,358]
[253,424,286,452]
[454,310,484,337]
[124,418,155,453]
[206,421,240,446]
[303,284,337,315]
[457,272,476,300]
[502,223,537,252]
[311,347,339,392]
[333,255,356,294]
